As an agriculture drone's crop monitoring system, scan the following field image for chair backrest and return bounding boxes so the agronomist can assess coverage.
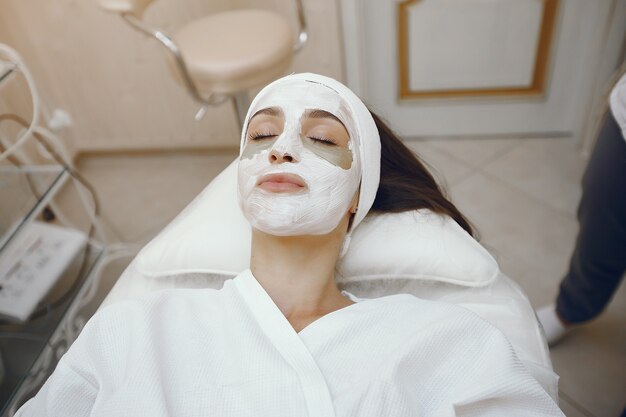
[99,0,154,16]
[102,159,559,401]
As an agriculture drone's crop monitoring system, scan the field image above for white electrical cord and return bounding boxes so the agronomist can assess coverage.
[0,43,40,162]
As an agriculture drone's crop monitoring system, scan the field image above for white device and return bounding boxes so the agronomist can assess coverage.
[0,221,87,322]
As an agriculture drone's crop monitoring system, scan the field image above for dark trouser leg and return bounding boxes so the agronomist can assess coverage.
[556,112,626,324]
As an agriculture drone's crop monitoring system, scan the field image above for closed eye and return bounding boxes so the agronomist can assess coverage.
[248,131,277,141]
[307,136,337,146]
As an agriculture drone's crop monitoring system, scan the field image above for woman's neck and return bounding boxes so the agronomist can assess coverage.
[249,226,354,330]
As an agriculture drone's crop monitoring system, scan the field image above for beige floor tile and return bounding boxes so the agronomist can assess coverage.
[550,281,626,417]
[74,152,238,243]
[481,137,587,216]
[87,255,134,315]
[424,137,521,167]
[449,171,625,417]
[448,171,579,308]
[405,140,477,190]
[558,396,595,417]
[51,151,238,313]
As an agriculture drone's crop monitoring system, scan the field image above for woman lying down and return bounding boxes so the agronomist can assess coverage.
[16,73,564,416]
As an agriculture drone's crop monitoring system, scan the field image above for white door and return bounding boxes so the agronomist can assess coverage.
[340,0,626,140]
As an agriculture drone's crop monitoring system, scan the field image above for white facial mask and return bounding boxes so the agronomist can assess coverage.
[237,80,362,236]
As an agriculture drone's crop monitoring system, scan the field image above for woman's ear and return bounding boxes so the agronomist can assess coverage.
[349,189,360,214]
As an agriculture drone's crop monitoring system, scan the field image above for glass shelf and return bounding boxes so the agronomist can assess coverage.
[0,60,109,416]
[0,241,105,415]
[0,165,69,252]
[0,163,107,415]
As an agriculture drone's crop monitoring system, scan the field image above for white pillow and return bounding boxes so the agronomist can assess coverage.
[135,160,498,287]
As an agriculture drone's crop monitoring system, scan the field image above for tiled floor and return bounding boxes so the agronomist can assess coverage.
[62,136,624,417]
[408,137,626,417]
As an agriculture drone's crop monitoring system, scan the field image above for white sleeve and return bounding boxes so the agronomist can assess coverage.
[13,302,135,416]
[451,323,565,417]
[14,361,97,417]
[609,72,626,142]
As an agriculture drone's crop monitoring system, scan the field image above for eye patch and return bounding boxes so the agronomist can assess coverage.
[240,135,353,169]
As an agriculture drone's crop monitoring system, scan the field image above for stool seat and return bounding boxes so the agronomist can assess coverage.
[169,9,294,96]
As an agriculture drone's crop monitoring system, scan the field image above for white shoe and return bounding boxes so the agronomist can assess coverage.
[536,304,571,346]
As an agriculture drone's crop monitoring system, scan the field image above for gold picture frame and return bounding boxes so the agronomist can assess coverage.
[397,0,559,99]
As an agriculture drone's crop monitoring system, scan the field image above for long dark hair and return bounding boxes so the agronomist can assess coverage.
[369,111,475,237]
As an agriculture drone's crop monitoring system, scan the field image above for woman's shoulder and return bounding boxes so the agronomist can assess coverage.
[89,280,238,330]
[99,287,216,312]
[370,294,520,366]
[65,282,239,360]
[369,292,478,316]
[372,292,506,338]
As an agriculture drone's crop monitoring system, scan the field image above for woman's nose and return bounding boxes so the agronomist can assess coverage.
[267,130,301,164]
[268,148,296,164]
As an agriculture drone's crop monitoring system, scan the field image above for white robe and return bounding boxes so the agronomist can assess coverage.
[610,72,626,142]
[16,269,564,416]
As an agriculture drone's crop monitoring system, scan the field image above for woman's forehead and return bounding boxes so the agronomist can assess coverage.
[249,107,346,127]
[249,80,349,121]
[245,79,361,152]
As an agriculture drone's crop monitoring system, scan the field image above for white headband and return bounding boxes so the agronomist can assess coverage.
[239,73,381,235]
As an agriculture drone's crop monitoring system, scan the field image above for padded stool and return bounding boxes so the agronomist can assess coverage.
[99,0,307,125]
[170,10,294,96]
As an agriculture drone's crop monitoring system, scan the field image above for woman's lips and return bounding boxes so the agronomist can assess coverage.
[257,173,306,193]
